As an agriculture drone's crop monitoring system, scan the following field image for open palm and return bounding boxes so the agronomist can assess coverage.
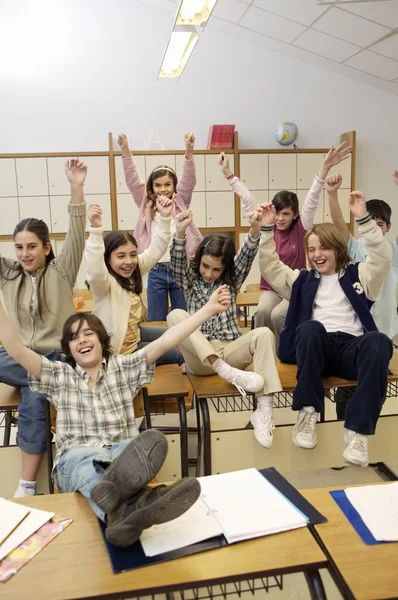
[324,142,351,169]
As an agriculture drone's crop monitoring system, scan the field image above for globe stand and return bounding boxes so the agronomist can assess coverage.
[293,143,299,149]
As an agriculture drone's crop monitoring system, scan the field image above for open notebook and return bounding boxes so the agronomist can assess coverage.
[0,499,31,545]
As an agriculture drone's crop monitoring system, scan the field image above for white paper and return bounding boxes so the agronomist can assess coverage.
[345,483,398,542]
[0,498,31,545]
[0,505,54,561]
[199,468,308,544]
[140,497,223,557]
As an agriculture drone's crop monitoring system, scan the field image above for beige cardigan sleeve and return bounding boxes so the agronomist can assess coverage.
[357,216,392,301]
[258,226,300,301]
[54,203,86,286]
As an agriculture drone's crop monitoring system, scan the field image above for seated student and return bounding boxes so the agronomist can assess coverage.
[0,285,232,547]
[326,172,398,418]
[218,143,351,346]
[85,197,182,365]
[168,209,283,449]
[258,191,392,467]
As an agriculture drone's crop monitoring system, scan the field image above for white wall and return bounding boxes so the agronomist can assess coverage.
[0,0,397,236]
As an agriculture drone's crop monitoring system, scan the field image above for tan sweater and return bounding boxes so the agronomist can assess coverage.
[0,203,86,354]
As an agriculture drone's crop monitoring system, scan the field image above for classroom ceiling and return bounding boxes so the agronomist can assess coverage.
[143,0,398,95]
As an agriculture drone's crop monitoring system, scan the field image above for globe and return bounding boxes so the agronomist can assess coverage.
[275,122,299,146]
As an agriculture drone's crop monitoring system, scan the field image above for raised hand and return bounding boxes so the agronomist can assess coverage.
[325,173,343,193]
[247,210,262,238]
[156,195,174,218]
[175,210,193,236]
[319,142,352,180]
[349,191,367,219]
[260,202,276,226]
[208,284,231,314]
[88,204,103,228]
[185,132,195,159]
[117,133,131,157]
[65,159,87,185]
[218,152,231,177]
[393,170,398,186]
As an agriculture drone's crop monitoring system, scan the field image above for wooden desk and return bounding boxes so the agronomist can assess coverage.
[7,493,328,600]
[302,486,398,600]
[236,291,263,327]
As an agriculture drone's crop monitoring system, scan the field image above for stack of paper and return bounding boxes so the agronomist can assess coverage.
[140,468,308,557]
[345,483,398,542]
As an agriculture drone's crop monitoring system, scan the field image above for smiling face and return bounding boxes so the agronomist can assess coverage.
[307,233,337,276]
[199,254,224,284]
[274,207,298,231]
[108,241,138,279]
[68,319,103,370]
[152,173,175,199]
[14,230,51,275]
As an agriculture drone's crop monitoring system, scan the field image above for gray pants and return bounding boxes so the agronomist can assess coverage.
[254,291,289,348]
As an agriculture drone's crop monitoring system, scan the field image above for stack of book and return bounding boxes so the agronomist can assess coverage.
[207,125,235,149]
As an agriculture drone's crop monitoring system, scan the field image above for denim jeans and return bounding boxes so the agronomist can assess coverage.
[293,321,392,435]
[138,326,183,366]
[55,440,132,521]
[147,263,186,321]
[0,347,62,454]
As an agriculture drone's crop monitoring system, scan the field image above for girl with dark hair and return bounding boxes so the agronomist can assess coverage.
[168,210,283,450]
[0,159,87,497]
[117,132,202,321]
[219,144,352,346]
[85,198,182,365]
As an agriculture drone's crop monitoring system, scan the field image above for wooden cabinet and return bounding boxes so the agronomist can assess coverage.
[297,154,324,189]
[0,198,19,235]
[115,155,146,195]
[47,157,71,196]
[240,190,269,227]
[18,196,51,226]
[324,190,351,224]
[205,155,234,191]
[240,154,268,190]
[117,194,140,230]
[145,155,176,176]
[269,154,296,190]
[81,157,110,195]
[190,192,207,228]
[175,154,206,191]
[0,159,17,197]
[206,192,235,228]
[296,190,324,225]
[15,158,49,197]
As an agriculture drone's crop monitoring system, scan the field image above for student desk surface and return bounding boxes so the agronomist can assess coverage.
[302,486,398,600]
[6,492,327,600]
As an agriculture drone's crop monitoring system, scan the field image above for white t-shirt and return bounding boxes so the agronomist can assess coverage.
[312,273,363,337]
[150,211,177,263]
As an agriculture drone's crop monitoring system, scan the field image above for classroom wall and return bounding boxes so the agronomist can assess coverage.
[1,0,397,237]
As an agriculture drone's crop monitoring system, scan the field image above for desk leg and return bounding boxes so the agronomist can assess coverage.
[177,397,189,477]
[143,388,152,429]
[304,570,326,600]
[199,397,212,476]
[3,410,12,446]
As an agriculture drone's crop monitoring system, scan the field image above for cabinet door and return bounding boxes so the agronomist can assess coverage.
[296,190,324,225]
[0,159,17,197]
[145,155,176,177]
[269,154,296,190]
[81,157,110,195]
[87,194,112,230]
[15,158,49,196]
[176,154,206,191]
[205,155,235,191]
[0,241,17,260]
[190,192,206,229]
[240,190,269,227]
[117,194,140,230]
[297,154,324,189]
[324,189,351,224]
[47,157,71,196]
[240,154,268,190]
[239,233,261,288]
[0,198,19,235]
[18,196,51,228]
[206,192,235,227]
[115,155,146,195]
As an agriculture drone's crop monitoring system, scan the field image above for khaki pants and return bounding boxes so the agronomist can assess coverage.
[254,290,289,348]
[167,310,283,395]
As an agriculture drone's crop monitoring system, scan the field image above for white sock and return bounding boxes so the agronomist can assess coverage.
[257,395,273,415]
[14,478,37,498]
[212,358,234,382]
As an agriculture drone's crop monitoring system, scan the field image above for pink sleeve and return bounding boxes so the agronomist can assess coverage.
[122,155,147,209]
[175,157,196,209]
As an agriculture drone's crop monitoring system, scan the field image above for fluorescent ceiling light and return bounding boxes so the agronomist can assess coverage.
[177,0,218,28]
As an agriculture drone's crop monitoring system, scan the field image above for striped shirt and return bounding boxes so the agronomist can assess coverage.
[28,349,154,474]
[170,232,260,341]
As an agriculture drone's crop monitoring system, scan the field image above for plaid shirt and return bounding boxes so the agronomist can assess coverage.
[28,349,154,473]
[170,232,260,341]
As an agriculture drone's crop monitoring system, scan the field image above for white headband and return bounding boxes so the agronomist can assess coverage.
[152,166,176,176]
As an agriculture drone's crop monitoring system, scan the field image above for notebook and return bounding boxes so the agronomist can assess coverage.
[0,499,31,545]
[0,505,54,561]
[345,483,398,542]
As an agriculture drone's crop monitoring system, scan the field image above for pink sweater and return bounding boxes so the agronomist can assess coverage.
[122,155,203,259]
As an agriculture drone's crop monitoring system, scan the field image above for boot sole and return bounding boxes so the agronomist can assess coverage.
[91,430,168,514]
[105,478,201,548]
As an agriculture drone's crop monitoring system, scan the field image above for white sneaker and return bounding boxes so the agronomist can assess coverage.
[251,409,274,448]
[343,430,369,467]
[292,407,318,449]
[229,368,264,396]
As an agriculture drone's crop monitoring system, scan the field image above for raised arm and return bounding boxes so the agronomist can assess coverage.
[219,152,259,214]
[54,160,87,285]
[300,143,351,231]
[138,196,172,275]
[85,204,112,300]
[118,133,147,208]
[170,210,197,292]
[234,211,261,290]
[325,173,350,242]
[145,286,231,366]
[0,298,41,379]
[175,132,197,208]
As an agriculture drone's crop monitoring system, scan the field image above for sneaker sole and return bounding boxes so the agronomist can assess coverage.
[105,478,201,547]
[342,450,369,468]
[91,430,168,514]
[292,433,317,450]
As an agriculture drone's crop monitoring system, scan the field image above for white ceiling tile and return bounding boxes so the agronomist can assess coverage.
[336,1,398,29]
[370,33,398,61]
[344,49,398,80]
[313,7,392,47]
[253,0,329,26]
[240,6,306,43]
[294,28,360,62]
[212,0,248,23]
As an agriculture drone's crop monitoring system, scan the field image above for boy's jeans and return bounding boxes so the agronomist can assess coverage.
[147,263,186,321]
[55,440,132,521]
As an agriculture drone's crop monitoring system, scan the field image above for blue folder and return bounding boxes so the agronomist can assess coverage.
[98,467,327,574]
[330,489,385,546]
